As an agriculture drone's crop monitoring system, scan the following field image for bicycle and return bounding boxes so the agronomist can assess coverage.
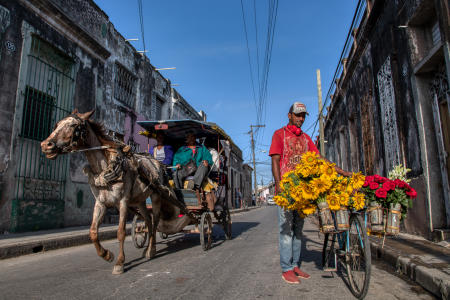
[322,211,371,299]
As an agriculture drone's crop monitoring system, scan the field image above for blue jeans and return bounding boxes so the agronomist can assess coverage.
[278,206,305,272]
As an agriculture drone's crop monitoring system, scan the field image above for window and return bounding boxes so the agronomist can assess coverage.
[114,63,136,108]
[377,56,401,171]
[155,96,164,120]
[21,86,55,141]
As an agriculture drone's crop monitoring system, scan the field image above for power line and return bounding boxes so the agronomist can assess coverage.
[255,0,279,145]
[253,0,261,96]
[240,0,258,111]
[307,0,364,138]
[239,0,279,148]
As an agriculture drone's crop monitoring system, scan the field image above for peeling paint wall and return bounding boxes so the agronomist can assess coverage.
[324,0,450,238]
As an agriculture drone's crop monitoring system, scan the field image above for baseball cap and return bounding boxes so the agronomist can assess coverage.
[289,102,309,115]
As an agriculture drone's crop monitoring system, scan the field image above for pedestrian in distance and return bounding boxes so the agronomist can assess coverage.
[269,102,351,284]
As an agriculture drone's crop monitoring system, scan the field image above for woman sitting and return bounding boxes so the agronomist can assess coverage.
[150,131,174,166]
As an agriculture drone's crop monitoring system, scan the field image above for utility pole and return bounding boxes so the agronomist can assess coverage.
[249,124,265,197]
[316,69,325,156]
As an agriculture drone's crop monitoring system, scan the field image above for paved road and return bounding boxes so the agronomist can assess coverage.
[0,207,435,299]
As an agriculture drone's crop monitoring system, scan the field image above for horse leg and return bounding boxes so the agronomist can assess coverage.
[90,201,114,262]
[112,200,127,275]
[137,201,153,259]
[148,193,161,259]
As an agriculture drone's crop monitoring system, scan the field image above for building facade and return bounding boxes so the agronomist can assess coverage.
[242,164,253,206]
[0,0,244,233]
[323,0,449,239]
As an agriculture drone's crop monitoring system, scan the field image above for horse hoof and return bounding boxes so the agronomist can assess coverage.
[150,251,156,259]
[104,250,114,263]
[112,265,124,275]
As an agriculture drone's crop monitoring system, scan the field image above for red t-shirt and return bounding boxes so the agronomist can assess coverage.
[269,126,319,177]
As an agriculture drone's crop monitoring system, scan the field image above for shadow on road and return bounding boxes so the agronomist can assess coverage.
[300,236,324,270]
[123,221,259,273]
[215,221,260,240]
[300,235,354,292]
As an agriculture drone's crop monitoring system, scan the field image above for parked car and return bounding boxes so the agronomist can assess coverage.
[267,196,276,206]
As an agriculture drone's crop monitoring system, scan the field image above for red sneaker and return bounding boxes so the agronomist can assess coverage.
[293,267,310,279]
[282,270,300,284]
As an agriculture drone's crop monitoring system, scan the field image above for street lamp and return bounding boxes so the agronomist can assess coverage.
[155,67,176,71]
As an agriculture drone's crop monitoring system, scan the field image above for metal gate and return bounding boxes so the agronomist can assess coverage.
[11,35,75,232]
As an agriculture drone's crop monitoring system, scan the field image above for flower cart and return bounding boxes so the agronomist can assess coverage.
[273,151,371,298]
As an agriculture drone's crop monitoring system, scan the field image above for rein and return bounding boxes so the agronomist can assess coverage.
[61,114,111,154]
[71,145,111,153]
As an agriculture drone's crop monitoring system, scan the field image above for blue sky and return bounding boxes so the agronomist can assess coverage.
[94,0,357,185]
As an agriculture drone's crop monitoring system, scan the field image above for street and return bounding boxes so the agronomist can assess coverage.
[0,207,434,300]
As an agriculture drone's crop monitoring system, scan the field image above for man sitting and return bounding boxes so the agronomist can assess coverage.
[172,132,213,191]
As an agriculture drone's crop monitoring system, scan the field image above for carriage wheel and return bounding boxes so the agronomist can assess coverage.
[200,212,212,251]
[222,209,232,240]
[159,232,169,239]
[132,214,148,249]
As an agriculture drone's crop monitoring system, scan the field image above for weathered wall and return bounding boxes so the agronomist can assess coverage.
[0,3,20,230]
[0,0,210,232]
[324,0,450,238]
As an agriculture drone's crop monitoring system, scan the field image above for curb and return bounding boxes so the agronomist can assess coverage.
[370,240,450,299]
[0,206,261,260]
[0,226,132,260]
[230,205,261,215]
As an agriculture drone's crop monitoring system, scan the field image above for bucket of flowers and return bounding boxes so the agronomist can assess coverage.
[273,151,366,233]
[362,165,417,235]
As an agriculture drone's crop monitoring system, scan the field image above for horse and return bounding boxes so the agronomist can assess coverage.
[41,109,184,274]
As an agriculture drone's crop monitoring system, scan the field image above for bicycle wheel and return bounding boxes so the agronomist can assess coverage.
[322,233,337,271]
[346,214,371,299]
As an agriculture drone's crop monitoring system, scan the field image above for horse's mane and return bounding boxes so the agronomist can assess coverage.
[87,119,126,148]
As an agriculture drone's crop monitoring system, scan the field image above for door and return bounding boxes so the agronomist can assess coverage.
[430,66,450,226]
[11,35,75,232]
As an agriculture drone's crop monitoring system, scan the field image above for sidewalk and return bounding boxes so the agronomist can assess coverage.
[0,206,261,260]
[369,232,450,299]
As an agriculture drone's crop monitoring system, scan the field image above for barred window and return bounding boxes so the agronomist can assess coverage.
[114,63,136,108]
[21,86,55,141]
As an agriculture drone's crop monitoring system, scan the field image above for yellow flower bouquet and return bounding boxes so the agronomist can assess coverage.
[274,151,366,217]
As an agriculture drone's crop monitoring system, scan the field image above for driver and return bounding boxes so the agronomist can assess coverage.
[172,131,213,191]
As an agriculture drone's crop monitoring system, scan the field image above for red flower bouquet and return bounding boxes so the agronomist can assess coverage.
[362,174,417,217]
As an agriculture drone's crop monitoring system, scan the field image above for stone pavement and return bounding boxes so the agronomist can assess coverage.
[0,206,260,260]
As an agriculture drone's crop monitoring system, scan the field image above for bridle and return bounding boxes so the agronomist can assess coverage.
[68,114,88,150]
[54,114,109,153]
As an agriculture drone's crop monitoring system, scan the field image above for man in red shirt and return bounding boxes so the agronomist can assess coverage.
[269,102,350,284]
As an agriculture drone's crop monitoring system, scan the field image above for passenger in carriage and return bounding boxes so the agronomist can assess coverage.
[172,131,213,191]
[149,131,174,167]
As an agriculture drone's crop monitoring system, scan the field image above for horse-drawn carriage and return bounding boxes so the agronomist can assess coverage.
[131,119,233,251]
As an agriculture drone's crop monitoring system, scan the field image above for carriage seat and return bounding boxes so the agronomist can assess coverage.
[168,177,218,192]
